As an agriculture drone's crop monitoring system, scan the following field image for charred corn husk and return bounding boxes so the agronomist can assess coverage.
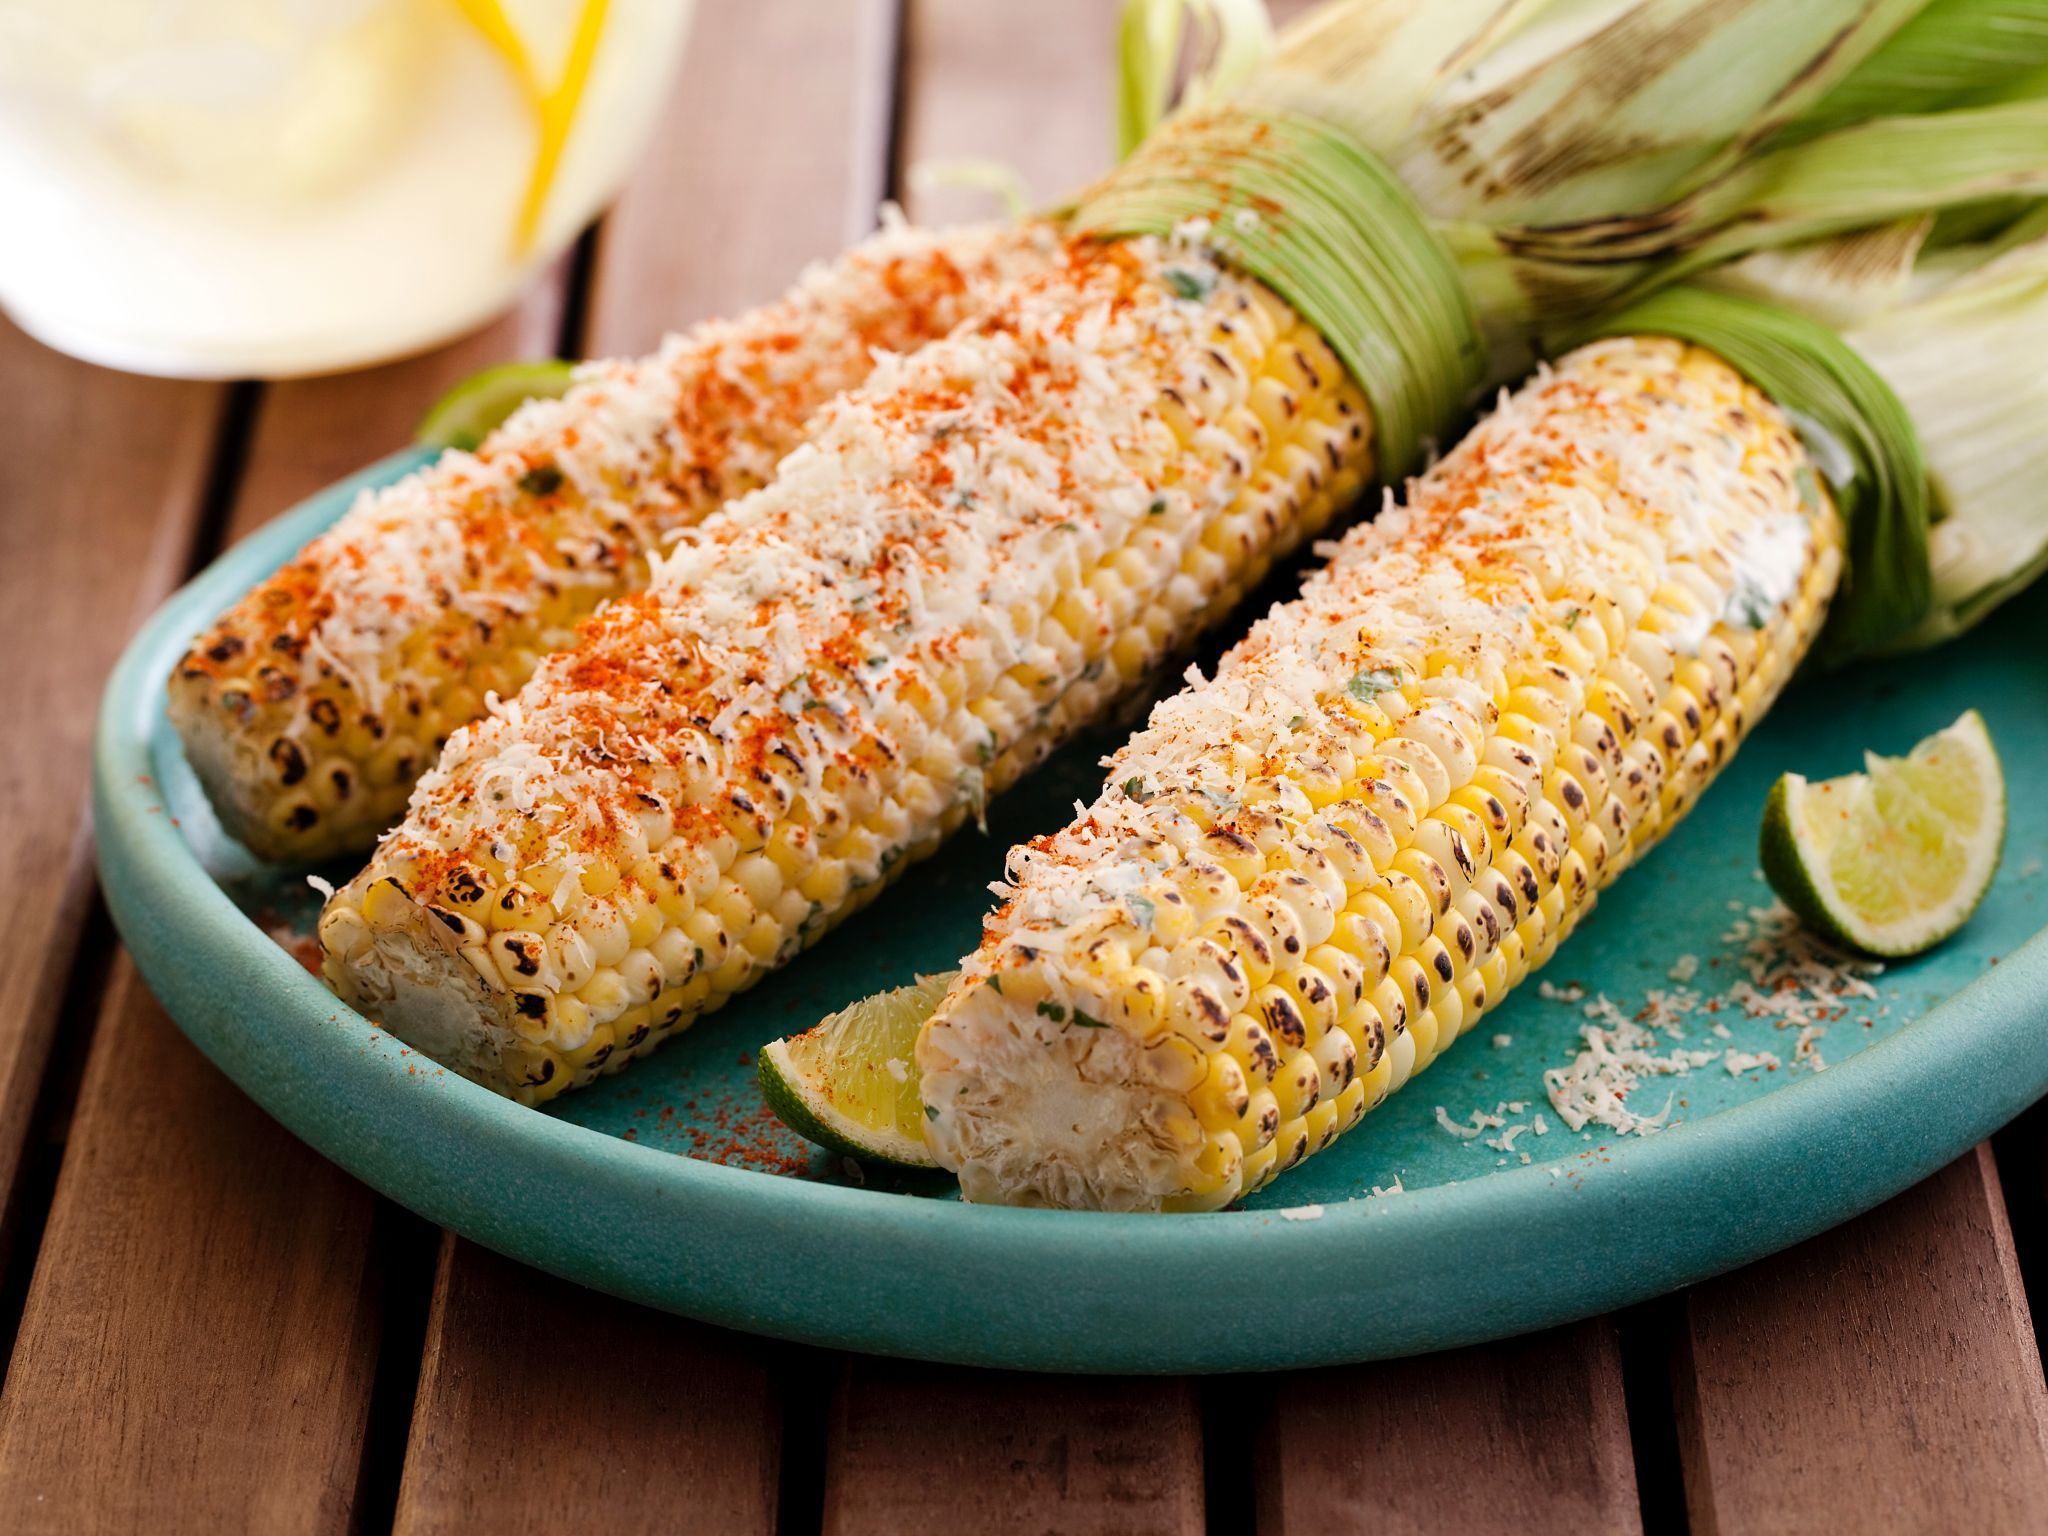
[319,235,1374,1102]
[916,337,1844,1210]
[170,220,1056,862]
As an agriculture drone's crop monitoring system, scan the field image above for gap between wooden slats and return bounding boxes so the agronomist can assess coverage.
[1673,1143,2048,1535]
[392,5,907,1534]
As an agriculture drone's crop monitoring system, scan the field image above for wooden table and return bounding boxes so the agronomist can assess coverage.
[4,5,2047,1531]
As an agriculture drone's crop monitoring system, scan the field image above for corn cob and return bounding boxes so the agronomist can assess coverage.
[915,337,1844,1210]
[318,233,1374,1102]
[170,220,1056,862]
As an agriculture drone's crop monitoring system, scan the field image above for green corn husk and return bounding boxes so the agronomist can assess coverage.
[1081,0,2048,646]
[1116,0,1274,159]
[1849,212,2048,646]
[1783,0,2048,142]
[1699,174,2048,650]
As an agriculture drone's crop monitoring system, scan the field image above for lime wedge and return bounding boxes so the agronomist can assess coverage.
[758,973,957,1167]
[415,360,575,452]
[1760,710,2005,957]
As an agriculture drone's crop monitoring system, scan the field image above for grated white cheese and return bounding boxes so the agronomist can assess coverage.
[1434,1105,1498,1140]
[1446,901,1884,1145]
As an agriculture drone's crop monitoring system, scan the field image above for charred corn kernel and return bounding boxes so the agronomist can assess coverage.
[321,232,1376,1104]
[170,221,1059,862]
[918,337,1844,1210]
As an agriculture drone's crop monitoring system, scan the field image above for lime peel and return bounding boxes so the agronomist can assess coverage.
[758,972,958,1168]
[1760,709,2004,957]
[415,360,576,452]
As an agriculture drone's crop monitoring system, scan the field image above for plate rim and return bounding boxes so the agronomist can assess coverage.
[93,448,2048,1373]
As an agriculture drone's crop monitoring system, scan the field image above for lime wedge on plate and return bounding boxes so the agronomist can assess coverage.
[1761,710,2004,957]
[759,973,956,1168]
[415,360,576,452]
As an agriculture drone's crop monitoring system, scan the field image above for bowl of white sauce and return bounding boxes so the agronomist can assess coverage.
[0,0,693,377]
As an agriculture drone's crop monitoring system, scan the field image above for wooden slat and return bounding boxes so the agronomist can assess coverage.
[583,0,901,356]
[0,288,569,1536]
[898,0,1121,225]
[1256,1321,1642,1536]
[0,327,221,1242]
[1674,1145,2048,1534]
[823,1363,1205,1536]
[391,2,906,1524]
[392,1239,781,1535]
[0,964,383,1533]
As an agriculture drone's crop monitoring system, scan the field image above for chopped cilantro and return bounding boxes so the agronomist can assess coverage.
[867,654,888,667]
[1071,1009,1109,1029]
[986,974,1002,996]
[1036,1000,1067,1023]
[957,765,988,825]
[1794,463,1824,513]
[1147,496,1167,516]
[517,464,564,497]
[1346,666,1403,702]
[923,1103,939,1121]
[1126,893,1155,928]
[1163,266,1213,302]
[1726,576,1774,629]
[1123,776,1153,803]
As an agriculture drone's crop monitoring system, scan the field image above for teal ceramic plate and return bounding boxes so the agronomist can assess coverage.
[95,450,2048,1373]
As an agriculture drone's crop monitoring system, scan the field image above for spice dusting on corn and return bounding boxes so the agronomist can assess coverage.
[319,229,1375,1102]
[170,220,1058,861]
[914,337,1843,1210]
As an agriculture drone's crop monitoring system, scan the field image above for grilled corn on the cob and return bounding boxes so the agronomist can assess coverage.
[318,234,1374,1101]
[171,220,1056,862]
[915,336,1843,1210]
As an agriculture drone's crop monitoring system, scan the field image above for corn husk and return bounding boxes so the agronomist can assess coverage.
[1086,0,2048,644]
